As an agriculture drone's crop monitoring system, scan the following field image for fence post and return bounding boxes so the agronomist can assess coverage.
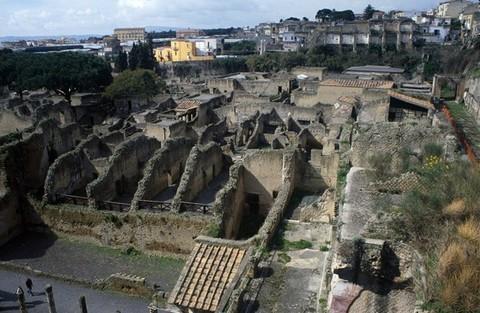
[45,284,57,313]
[16,287,28,313]
[79,296,88,313]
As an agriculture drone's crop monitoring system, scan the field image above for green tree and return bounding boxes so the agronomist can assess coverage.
[0,52,112,102]
[316,9,333,21]
[364,4,375,19]
[115,51,128,72]
[128,42,155,70]
[104,69,163,99]
[42,53,112,102]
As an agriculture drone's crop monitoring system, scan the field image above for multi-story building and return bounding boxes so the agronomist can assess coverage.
[437,0,474,18]
[309,19,417,51]
[154,40,214,63]
[113,28,146,42]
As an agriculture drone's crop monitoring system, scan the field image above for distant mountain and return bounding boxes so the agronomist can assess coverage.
[0,34,105,43]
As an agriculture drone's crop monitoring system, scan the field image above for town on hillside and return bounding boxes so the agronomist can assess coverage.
[0,1,480,313]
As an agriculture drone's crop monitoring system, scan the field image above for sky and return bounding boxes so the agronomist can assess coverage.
[0,0,440,37]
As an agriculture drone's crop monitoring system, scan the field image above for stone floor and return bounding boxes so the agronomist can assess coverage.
[0,232,184,292]
[255,221,332,313]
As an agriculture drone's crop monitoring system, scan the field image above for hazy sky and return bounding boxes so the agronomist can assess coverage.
[0,0,440,36]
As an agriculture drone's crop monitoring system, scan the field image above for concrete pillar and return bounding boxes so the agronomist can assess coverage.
[79,296,88,313]
[45,285,57,313]
[338,33,343,52]
[16,287,28,313]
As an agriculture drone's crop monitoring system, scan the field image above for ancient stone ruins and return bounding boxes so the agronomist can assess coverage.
[0,65,478,313]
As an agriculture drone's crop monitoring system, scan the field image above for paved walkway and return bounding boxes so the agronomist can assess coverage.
[0,269,159,313]
[0,232,184,292]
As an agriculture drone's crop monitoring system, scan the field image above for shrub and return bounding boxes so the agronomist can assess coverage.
[368,153,393,180]
[423,143,443,159]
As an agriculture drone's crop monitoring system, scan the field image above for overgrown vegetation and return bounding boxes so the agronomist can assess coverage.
[104,69,164,99]
[206,222,221,238]
[385,153,480,312]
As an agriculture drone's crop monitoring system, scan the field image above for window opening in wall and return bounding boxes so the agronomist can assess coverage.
[272,191,279,199]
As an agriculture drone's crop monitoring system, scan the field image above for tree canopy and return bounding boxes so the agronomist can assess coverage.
[316,9,355,21]
[0,51,112,101]
[128,42,155,70]
[104,69,164,99]
[364,4,376,20]
[115,51,128,72]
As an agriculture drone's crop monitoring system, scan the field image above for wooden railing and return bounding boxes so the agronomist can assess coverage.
[57,194,89,206]
[98,200,131,212]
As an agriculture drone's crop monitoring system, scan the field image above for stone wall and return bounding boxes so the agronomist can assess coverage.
[26,201,211,255]
[216,164,246,239]
[131,138,194,210]
[172,143,226,209]
[0,119,84,193]
[293,85,389,107]
[43,135,111,202]
[0,110,33,137]
[0,151,22,246]
[291,67,326,80]
[207,79,240,93]
[350,122,456,172]
[464,77,480,124]
[87,135,161,206]
[145,120,187,143]
[215,103,321,128]
[198,119,227,145]
[44,145,97,202]
[242,150,285,214]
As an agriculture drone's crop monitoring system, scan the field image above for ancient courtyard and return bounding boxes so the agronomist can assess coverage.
[1,1,480,313]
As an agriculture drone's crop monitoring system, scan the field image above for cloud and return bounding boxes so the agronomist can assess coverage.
[0,0,440,36]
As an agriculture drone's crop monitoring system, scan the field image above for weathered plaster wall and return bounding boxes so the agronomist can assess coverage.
[87,135,161,205]
[173,143,226,208]
[242,150,285,213]
[131,138,194,210]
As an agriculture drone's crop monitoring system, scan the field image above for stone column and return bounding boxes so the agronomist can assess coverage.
[45,285,57,313]
[79,296,88,313]
[16,287,28,313]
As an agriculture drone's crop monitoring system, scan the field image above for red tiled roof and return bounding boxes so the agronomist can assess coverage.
[320,79,395,89]
[176,99,201,111]
[168,242,247,312]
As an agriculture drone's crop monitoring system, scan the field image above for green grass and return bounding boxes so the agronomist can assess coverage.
[277,252,291,264]
[280,239,313,251]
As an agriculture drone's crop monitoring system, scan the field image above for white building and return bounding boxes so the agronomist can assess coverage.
[188,38,223,55]
[437,0,474,18]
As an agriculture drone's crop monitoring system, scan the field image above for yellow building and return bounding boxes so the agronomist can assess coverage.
[154,40,214,63]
